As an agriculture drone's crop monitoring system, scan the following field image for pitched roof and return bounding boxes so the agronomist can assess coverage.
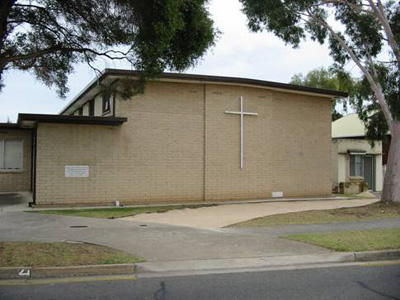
[332,113,366,138]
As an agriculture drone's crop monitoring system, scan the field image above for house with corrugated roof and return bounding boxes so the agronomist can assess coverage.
[331,114,383,193]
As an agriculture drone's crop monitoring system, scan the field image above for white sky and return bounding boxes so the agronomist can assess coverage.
[0,0,344,122]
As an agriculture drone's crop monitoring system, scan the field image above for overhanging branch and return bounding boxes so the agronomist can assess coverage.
[3,46,133,65]
[304,6,394,128]
[367,0,400,67]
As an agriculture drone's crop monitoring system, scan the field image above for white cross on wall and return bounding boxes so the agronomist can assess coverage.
[224,96,258,170]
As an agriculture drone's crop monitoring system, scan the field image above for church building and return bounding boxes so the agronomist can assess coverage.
[0,69,346,206]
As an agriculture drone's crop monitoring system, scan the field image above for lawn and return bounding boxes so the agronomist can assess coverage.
[27,204,215,219]
[285,228,400,252]
[0,242,144,267]
[229,202,400,227]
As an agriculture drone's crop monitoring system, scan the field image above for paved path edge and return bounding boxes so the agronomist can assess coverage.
[29,197,358,210]
[1,250,399,280]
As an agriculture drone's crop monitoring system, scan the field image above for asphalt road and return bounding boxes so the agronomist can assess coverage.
[1,263,399,300]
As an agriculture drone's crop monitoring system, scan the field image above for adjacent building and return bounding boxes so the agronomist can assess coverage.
[331,114,383,193]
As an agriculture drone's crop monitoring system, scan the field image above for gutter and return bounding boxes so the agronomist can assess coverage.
[17,114,127,127]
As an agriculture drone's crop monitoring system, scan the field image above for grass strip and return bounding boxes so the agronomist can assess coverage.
[27,204,216,219]
[229,202,400,227]
[0,242,144,267]
[285,228,400,252]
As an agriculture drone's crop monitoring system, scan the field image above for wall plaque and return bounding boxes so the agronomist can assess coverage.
[272,191,283,198]
[65,165,89,178]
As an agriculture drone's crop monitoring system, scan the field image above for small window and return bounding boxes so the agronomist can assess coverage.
[89,99,95,116]
[78,107,83,116]
[102,91,111,113]
[0,140,23,172]
[350,155,364,176]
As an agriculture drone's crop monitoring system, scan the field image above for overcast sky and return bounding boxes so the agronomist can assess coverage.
[0,0,342,122]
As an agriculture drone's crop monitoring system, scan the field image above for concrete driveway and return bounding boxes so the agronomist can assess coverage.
[123,198,379,229]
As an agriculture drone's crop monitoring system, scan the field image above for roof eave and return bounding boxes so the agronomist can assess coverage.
[17,114,127,128]
[0,123,20,130]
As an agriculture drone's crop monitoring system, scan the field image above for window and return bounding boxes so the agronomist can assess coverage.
[0,140,23,171]
[350,155,364,176]
[78,107,83,116]
[102,91,111,113]
[89,99,95,116]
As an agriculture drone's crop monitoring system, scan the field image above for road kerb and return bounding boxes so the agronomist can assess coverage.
[0,264,137,280]
[135,251,400,274]
[353,249,400,262]
[0,250,399,280]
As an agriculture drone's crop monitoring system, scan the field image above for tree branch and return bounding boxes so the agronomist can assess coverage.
[13,3,78,41]
[3,44,64,64]
[305,8,394,129]
[0,1,17,51]
[366,52,378,79]
[3,44,133,68]
[367,0,400,67]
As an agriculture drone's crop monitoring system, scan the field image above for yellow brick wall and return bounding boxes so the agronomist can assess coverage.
[36,123,129,204]
[35,82,204,205]
[0,129,32,192]
[205,85,332,200]
[35,81,332,205]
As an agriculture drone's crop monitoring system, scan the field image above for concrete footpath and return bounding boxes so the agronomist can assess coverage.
[123,199,378,229]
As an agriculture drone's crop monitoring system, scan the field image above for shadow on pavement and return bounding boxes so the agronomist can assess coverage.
[0,192,31,207]
[357,281,400,300]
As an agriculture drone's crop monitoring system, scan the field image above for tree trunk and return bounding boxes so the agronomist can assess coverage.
[0,0,16,78]
[381,121,400,203]
[0,1,15,48]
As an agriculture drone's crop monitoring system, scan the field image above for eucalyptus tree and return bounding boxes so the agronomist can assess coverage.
[0,0,216,97]
[240,0,400,203]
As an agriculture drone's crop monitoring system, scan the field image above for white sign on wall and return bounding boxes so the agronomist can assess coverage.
[65,165,89,178]
[272,191,283,198]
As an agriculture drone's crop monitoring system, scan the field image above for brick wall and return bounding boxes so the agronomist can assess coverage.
[35,81,332,205]
[0,129,32,192]
[35,82,204,205]
[205,85,331,200]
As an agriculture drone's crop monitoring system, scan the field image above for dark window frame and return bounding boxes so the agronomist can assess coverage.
[350,154,364,177]
[88,99,95,116]
[102,91,111,114]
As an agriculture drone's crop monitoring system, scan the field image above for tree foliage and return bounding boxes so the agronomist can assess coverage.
[290,67,359,120]
[0,0,217,97]
[240,0,399,122]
